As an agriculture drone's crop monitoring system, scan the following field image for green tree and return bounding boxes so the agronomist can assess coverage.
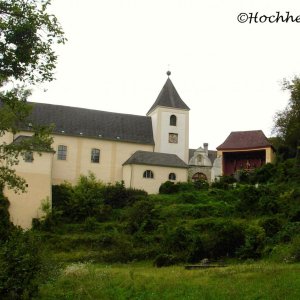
[0,0,66,191]
[274,76,300,158]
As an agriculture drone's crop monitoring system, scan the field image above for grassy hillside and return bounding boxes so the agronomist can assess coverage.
[1,159,300,298]
[38,262,300,299]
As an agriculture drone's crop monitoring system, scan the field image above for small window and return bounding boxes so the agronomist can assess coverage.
[91,148,100,163]
[24,151,34,163]
[170,115,177,126]
[143,170,154,179]
[169,133,178,144]
[169,173,176,180]
[57,145,67,160]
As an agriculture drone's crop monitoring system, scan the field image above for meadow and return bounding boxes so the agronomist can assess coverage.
[38,262,300,300]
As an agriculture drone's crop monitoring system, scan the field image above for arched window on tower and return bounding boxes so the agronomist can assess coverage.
[170,115,177,126]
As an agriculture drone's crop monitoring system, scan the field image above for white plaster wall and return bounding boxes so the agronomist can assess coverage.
[51,134,153,185]
[5,151,53,229]
[149,107,189,163]
[126,164,188,194]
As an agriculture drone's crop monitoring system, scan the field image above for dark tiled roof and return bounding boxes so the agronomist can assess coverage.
[188,148,217,163]
[208,150,217,162]
[189,149,195,161]
[217,130,273,150]
[147,78,190,114]
[24,102,154,145]
[123,151,188,168]
[12,135,54,152]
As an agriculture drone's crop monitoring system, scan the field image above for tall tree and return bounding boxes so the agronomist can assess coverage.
[273,76,300,159]
[0,0,66,191]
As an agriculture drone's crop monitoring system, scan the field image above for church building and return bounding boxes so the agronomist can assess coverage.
[2,72,220,228]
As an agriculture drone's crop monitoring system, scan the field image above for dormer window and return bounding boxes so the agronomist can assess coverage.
[170,115,177,126]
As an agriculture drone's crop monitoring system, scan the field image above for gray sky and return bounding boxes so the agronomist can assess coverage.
[30,0,300,149]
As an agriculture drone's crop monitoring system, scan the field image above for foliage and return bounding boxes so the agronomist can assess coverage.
[153,254,177,267]
[0,229,43,299]
[52,174,148,223]
[0,0,66,191]
[159,180,208,194]
[273,76,300,158]
[236,225,266,259]
[125,199,156,234]
[0,190,13,243]
[211,175,236,190]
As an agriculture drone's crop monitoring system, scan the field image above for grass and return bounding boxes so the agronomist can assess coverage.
[37,262,300,300]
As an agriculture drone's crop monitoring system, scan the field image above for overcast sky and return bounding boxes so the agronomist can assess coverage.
[29,0,300,150]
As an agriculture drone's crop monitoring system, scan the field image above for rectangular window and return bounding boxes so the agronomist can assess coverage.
[91,148,100,163]
[57,145,67,160]
[24,151,34,163]
[169,133,178,144]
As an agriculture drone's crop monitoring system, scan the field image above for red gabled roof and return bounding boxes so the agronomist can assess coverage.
[217,130,273,150]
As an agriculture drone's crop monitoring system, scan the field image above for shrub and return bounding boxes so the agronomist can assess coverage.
[211,175,236,190]
[84,216,98,231]
[103,181,147,208]
[125,200,156,234]
[0,229,43,299]
[260,216,284,238]
[0,191,13,244]
[193,179,209,190]
[236,225,266,259]
[153,254,177,267]
[290,235,300,262]
[250,163,276,184]
[159,181,179,194]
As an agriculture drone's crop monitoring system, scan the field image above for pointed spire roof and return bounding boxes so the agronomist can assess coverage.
[147,74,190,115]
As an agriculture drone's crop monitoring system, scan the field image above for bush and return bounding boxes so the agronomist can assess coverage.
[0,229,44,299]
[211,176,236,190]
[259,216,284,238]
[125,200,156,234]
[0,191,12,244]
[159,181,179,194]
[153,254,177,267]
[159,181,195,194]
[193,179,209,190]
[236,225,266,259]
[103,181,147,208]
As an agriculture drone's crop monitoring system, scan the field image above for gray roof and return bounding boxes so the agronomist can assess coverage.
[12,135,54,152]
[147,78,190,114]
[189,148,217,164]
[24,102,154,145]
[123,151,188,168]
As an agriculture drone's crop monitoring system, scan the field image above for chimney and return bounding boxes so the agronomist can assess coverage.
[203,143,208,155]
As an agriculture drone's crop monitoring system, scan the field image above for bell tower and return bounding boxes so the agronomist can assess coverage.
[147,71,190,163]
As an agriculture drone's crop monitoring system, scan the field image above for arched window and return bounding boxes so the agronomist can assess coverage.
[170,115,177,126]
[192,172,207,181]
[169,173,176,180]
[143,170,154,179]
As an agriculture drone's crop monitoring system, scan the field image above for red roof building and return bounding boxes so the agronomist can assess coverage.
[216,130,275,176]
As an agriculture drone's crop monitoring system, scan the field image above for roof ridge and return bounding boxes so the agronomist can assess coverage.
[28,102,149,119]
